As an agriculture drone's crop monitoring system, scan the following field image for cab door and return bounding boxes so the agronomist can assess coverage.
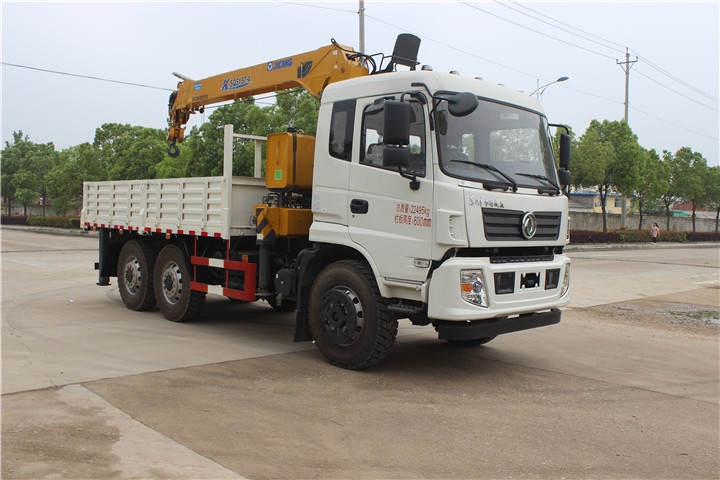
[347,99,433,283]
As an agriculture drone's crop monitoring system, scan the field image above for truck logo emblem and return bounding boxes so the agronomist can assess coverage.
[521,212,537,239]
[267,58,293,71]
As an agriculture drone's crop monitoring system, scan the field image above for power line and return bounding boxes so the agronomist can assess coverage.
[458,1,617,60]
[363,13,535,78]
[631,105,719,142]
[1,62,173,91]
[630,51,719,103]
[274,0,355,15]
[497,0,625,56]
[506,0,627,52]
[634,69,719,112]
[493,1,718,106]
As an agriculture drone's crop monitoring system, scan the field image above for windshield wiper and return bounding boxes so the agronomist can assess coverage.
[516,172,560,195]
[451,160,518,192]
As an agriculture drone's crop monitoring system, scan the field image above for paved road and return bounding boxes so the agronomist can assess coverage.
[2,228,718,479]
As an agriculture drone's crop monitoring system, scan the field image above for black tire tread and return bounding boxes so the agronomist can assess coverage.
[117,239,157,311]
[154,244,206,323]
[309,259,398,370]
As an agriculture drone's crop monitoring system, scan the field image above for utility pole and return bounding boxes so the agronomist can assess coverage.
[358,0,365,53]
[617,48,637,123]
[616,48,638,229]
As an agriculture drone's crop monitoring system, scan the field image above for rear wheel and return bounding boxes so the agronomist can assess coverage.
[309,260,398,369]
[154,244,205,322]
[117,240,156,311]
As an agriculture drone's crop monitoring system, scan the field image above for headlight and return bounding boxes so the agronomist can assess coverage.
[560,264,570,298]
[460,270,488,307]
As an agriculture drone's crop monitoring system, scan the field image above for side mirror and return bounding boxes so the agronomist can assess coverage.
[448,92,479,117]
[381,100,419,190]
[559,133,571,169]
[383,101,411,145]
[383,145,410,169]
[557,169,571,187]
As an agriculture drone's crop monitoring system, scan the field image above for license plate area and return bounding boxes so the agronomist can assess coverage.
[520,272,540,290]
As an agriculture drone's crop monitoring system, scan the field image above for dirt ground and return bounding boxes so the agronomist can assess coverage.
[585,294,720,337]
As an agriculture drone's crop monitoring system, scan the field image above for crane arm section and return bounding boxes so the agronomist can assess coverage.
[167,42,369,146]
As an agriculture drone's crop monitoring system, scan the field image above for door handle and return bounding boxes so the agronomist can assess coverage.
[350,199,369,214]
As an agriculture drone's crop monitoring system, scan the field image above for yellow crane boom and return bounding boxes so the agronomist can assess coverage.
[166,40,370,154]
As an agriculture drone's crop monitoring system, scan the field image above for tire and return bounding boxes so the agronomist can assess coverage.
[309,260,398,370]
[117,240,157,311]
[154,244,206,322]
[448,336,497,347]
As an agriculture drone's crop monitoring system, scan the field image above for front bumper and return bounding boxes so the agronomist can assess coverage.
[427,255,570,321]
[435,309,561,341]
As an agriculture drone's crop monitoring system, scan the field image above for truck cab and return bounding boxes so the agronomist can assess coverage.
[301,69,570,354]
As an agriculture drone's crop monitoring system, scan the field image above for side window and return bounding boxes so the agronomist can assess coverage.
[361,100,426,176]
[328,100,356,161]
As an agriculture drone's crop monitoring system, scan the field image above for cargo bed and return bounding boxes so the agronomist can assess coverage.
[82,127,268,239]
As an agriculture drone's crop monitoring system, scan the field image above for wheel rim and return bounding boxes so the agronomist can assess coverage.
[123,256,142,295]
[320,286,364,346]
[160,261,183,305]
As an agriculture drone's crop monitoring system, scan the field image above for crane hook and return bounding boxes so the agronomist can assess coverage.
[167,141,180,158]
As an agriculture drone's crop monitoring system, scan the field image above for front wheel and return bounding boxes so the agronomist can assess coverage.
[154,244,205,322]
[309,260,398,370]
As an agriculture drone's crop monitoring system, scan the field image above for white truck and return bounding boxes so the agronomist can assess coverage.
[82,34,572,369]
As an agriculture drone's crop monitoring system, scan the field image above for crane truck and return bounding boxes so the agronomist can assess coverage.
[82,34,572,369]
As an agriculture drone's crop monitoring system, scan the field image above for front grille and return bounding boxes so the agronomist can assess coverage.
[483,208,561,241]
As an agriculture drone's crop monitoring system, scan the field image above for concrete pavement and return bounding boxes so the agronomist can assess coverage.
[2,228,718,479]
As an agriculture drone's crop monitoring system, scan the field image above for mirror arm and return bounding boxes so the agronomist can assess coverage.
[548,123,570,134]
[398,166,420,190]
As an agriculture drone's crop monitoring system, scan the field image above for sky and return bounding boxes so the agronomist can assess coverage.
[2,1,719,167]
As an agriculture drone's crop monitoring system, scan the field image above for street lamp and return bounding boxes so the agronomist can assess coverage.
[532,76,569,100]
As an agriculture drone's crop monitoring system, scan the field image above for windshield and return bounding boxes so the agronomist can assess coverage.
[436,96,558,192]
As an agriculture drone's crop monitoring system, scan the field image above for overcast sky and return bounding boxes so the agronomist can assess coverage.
[2,1,718,167]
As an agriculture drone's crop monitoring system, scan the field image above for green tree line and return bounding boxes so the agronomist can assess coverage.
[2,89,718,232]
[564,119,719,232]
[1,89,319,217]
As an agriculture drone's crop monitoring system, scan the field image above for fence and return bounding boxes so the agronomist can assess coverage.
[569,211,718,233]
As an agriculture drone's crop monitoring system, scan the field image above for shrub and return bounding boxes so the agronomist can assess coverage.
[617,230,650,242]
[658,231,688,243]
[687,232,720,242]
[569,230,620,244]
[1,215,29,225]
[26,216,81,229]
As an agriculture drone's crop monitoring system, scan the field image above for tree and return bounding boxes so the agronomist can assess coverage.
[0,132,56,215]
[183,89,321,178]
[93,123,167,180]
[704,165,720,233]
[634,149,669,229]
[669,147,707,232]
[270,88,320,135]
[46,143,106,215]
[1,131,30,214]
[185,98,267,177]
[155,145,192,179]
[572,120,644,232]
